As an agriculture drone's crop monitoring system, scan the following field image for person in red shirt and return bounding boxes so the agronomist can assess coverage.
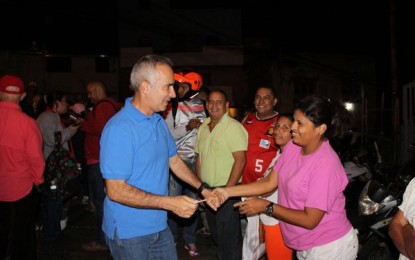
[240,86,279,259]
[81,80,122,251]
[0,75,45,260]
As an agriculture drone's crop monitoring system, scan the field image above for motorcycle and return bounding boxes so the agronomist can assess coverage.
[343,138,377,212]
[354,143,415,260]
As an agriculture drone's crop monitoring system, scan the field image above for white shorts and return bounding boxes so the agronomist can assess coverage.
[296,228,358,260]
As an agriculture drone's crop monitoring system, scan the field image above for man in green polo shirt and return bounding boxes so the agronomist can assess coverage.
[195,89,248,260]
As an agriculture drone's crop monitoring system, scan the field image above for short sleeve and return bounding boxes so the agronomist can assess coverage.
[100,123,134,180]
[399,178,415,226]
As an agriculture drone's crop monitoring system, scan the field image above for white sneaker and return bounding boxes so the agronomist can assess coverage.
[60,217,68,231]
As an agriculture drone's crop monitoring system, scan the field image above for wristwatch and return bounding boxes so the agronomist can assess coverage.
[197,182,211,195]
[265,202,274,216]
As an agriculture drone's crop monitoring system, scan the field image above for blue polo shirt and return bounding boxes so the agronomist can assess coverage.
[100,97,177,239]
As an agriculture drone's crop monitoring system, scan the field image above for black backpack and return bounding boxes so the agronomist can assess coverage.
[43,131,80,200]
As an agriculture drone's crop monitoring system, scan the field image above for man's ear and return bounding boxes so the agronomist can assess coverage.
[141,80,151,94]
[273,97,278,106]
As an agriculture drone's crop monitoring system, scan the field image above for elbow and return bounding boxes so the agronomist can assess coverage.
[388,220,400,241]
[106,185,119,202]
[300,218,321,230]
[106,189,117,201]
[388,226,394,240]
[240,158,247,169]
[304,222,320,230]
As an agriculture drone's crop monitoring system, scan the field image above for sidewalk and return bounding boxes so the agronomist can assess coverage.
[36,196,217,260]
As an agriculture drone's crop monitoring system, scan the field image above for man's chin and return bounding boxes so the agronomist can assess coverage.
[160,104,168,112]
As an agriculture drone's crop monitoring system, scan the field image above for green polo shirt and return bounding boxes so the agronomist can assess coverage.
[195,113,248,187]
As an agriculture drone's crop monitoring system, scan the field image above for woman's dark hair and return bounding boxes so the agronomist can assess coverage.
[295,95,352,139]
[44,90,65,109]
[278,112,294,123]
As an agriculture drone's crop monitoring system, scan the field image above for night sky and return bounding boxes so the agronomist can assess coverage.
[1,0,414,85]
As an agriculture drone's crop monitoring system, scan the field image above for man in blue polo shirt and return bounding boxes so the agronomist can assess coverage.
[100,55,218,260]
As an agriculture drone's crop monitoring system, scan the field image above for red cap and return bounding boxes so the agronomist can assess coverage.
[0,75,25,94]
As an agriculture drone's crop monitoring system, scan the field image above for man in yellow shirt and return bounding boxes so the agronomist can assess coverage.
[195,89,248,260]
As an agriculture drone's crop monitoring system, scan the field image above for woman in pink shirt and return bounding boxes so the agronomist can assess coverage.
[214,95,358,260]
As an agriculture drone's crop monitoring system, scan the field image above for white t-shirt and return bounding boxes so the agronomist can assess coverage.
[259,151,281,226]
[398,177,415,260]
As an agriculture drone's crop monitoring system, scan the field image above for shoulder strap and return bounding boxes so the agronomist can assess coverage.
[172,100,179,126]
[54,131,62,148]
[93,99,119,118]
[241,112,251,124]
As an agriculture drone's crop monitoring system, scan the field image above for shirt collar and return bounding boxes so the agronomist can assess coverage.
[124,97,162,124]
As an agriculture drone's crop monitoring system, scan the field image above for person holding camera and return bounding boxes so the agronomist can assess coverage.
[37,90,80,242]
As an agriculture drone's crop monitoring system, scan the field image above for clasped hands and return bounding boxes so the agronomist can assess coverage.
[171,187,271,218]
[170,188,220,218]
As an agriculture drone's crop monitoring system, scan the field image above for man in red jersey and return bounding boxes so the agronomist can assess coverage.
[0,75,45,260]
[240,86,279,259]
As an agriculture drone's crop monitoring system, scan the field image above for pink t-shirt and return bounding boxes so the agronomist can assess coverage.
[274,139,352,251]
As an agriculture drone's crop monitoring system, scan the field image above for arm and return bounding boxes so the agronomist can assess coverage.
[225,150,246,187]
[170,155,202,190]
[233,197,271,216]
[105,179,197,218]
[38,113,61,155]
[236,198,325,230]
[60,124,79,145]
[218,169,325,230]
[239,201,325,230]
[389,209,415,258]
[195,155,202,179]
[170,155,219,210]
[214,169,278,206]
[402,223,415,259]
[27,123,46,185]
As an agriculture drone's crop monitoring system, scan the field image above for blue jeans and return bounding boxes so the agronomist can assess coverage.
[168,157,199,245]
[87,163,106,246]
[205,198,242,260]
[105,228,178,260]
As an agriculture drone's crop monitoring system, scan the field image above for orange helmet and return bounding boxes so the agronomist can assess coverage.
[174,72,203,91]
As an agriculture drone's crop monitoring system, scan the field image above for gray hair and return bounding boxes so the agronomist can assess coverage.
[130,55,174,92]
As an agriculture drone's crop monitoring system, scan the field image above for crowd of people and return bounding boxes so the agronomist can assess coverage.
[1,53,414,260]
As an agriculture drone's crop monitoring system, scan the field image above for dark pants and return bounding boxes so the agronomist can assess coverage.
[205,198,242,260]
[168,157,199,245]
[42,195,63,241]
[79,161,89,197]
[87,163,106,246]
[0,188,39,260]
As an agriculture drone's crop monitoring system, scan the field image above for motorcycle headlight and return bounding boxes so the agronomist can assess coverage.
[358,180,385,215]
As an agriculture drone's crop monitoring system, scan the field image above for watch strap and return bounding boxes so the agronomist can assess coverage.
[197,182,211,195]
[265,202,275,216]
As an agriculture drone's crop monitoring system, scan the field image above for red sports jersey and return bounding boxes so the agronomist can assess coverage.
[242,112,279,184]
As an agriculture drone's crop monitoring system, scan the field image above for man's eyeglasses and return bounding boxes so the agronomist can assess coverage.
[275,123,291,132]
